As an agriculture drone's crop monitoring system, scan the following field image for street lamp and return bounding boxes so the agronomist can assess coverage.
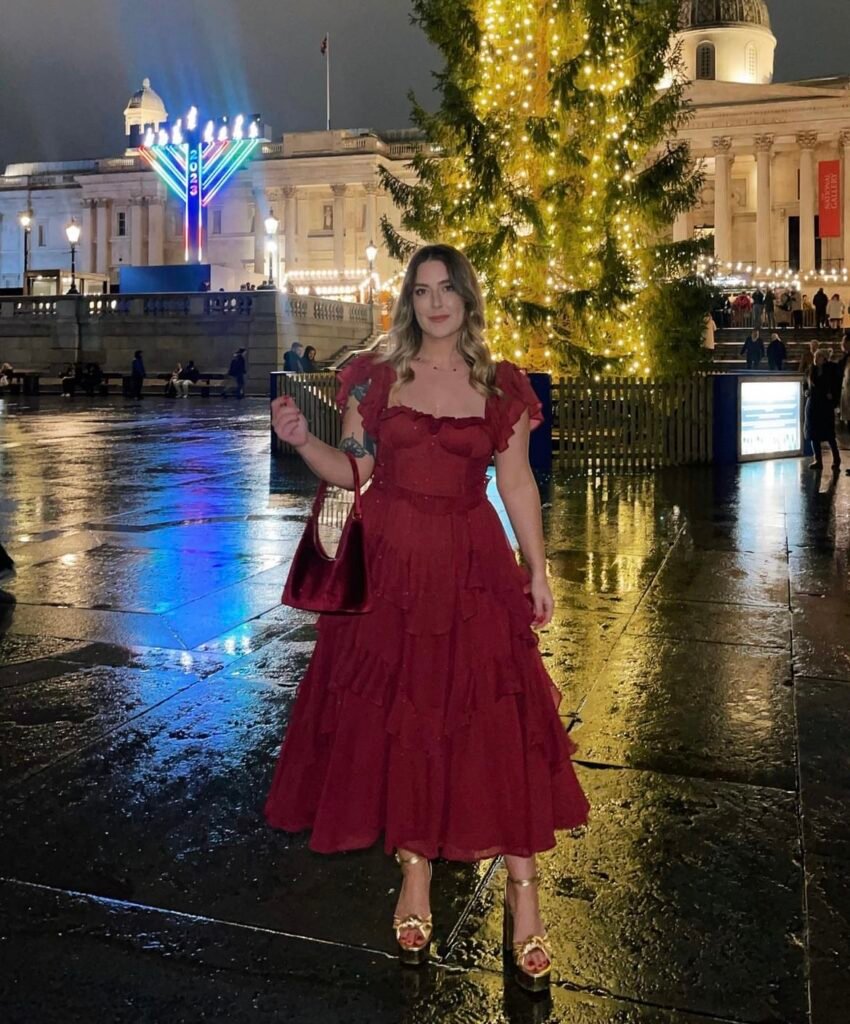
[264,211,279,287]
[365,239,378,333]
[65,219,81,295]
[19,210,32,293]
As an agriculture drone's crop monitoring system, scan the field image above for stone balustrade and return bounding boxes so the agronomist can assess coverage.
[0,292,374,393]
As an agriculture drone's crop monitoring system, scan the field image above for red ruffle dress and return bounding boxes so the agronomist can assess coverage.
[264,355,589,861]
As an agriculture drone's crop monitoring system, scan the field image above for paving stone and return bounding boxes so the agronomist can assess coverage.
[792,595,850,681]
[0,879,732,1024]
[445,766,806,1023]
[573,636,795,789]
[626,596,791,649]
[651,546,789,608]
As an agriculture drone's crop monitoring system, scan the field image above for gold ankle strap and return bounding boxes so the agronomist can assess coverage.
[395,851,427,867]
[507,873,540,888]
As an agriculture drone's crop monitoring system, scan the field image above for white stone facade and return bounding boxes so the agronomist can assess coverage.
[0,130,420,292]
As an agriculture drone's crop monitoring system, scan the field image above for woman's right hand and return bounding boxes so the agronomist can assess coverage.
[271,395,309,448]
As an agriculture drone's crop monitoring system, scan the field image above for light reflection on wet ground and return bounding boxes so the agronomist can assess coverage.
[0,395,848,1023]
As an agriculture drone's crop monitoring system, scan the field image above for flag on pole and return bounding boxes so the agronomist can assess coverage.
[320,35,328,55]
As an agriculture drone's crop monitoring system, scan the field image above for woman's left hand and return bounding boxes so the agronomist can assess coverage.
[528,573,555,629]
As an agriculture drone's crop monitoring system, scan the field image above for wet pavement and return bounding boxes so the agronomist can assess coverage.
[0,393,848,1024]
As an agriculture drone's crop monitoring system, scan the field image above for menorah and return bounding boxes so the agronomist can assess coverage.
[139,107,261,263]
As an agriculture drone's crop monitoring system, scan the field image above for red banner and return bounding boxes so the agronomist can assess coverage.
[819,160,841,238]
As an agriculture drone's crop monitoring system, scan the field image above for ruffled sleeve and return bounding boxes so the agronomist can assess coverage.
[490,361,544,453]
[335,353,388,438]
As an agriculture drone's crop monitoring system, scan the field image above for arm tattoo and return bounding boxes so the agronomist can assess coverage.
[340,431,376,458]
[340,378,376,457]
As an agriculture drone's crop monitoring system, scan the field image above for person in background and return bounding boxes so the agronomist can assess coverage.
[741,330,764,370]
[789,290,803,329]
[813,288,829,331]
[60,363,78,398]
[130,350,145,400]
[767,333,786,371]
[227,348,247,399]
[798,338,819,376]
[283,342,305,373]
[176,360,200,398]
[301,346,319,373]
[827,293,845,331]
[763,287,776,330]
[840,346,850,430]
[804,349,841,471]
[82,362,104,397]
[166,362,182,399]
[751,287,765,331]
[0,361,13,393]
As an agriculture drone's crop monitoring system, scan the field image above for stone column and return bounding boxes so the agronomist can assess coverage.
[841,131,850,274]
[332,184,347,269]
[95,199,111,276]
[673,211,689,243]
[712,136,734,263]
[754,134,773,271]
[798,131,818,273]
[147,196,165,266]
[253,188,266,274]
[80,199,96,274]
[283,185,297,269]
[129,197,146,267]
[364,183,379,249]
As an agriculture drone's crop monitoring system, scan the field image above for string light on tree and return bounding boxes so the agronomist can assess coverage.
[380,0,709,376]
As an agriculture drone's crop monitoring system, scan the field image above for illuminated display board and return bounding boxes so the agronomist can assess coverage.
[139,107,261,263]
[738,378,804,462]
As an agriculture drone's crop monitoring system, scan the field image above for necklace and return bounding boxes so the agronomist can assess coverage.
[413,356,463,373]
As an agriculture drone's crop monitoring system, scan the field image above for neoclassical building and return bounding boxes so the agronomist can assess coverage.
[1,0,849,294]
[672,0,850,282]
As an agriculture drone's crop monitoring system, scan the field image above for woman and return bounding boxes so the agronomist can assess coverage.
[301,345,318,373]
[166,362,182,399]
[266,244,589,990]
[805,350,841,471]
[840,352,850,430]
[827,293,845,332]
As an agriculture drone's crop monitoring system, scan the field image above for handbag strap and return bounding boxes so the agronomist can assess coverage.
[311,451,363,520]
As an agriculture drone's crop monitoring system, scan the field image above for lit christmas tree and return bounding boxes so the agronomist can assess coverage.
[380,0,710,376]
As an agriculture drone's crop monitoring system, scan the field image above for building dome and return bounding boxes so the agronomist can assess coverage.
[679,0,771,30]
[124,77,168,141]
[675,0,776,84]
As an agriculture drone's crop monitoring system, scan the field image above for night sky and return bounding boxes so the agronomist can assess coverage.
[0,0,846,172]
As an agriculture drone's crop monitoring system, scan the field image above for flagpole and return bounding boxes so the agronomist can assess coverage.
[325,32,331,131]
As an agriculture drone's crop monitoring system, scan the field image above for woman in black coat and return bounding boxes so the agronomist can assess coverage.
[805,351,841,470]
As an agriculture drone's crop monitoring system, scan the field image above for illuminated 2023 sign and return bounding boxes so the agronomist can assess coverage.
[739,379,803,461]
[139,107,261,263]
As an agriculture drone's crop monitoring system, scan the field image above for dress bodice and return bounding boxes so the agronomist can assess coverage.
[335,355,542,510]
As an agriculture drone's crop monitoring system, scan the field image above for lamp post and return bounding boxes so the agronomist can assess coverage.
[264,211,279,287]
[365,239,378,334]
[65,219,81,295]
[19,210,32,294]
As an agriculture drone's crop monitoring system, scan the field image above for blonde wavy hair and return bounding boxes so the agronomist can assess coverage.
[378,244,500,399]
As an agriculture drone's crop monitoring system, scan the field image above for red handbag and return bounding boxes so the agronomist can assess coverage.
[282,452,371,614]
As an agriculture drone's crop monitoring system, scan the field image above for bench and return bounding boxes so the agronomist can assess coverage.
[149,371,229,397]
[0,370,41,395]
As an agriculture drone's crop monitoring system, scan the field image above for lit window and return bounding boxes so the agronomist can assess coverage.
[746,43,758,81]
[696,42,715,81]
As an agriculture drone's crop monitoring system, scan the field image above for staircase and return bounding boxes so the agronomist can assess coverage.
[711,326,846,372]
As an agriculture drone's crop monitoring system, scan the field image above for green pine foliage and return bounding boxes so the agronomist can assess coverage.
[381,0,710,376]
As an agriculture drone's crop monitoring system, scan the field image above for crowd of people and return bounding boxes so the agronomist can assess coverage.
[713,286,846,333]
[282,342,319,373]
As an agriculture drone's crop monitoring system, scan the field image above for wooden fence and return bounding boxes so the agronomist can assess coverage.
[553,376,713,472]
[270,370,714,473]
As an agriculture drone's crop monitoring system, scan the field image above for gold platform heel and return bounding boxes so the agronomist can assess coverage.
[393,851,433,966]
[503,874,553,993]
